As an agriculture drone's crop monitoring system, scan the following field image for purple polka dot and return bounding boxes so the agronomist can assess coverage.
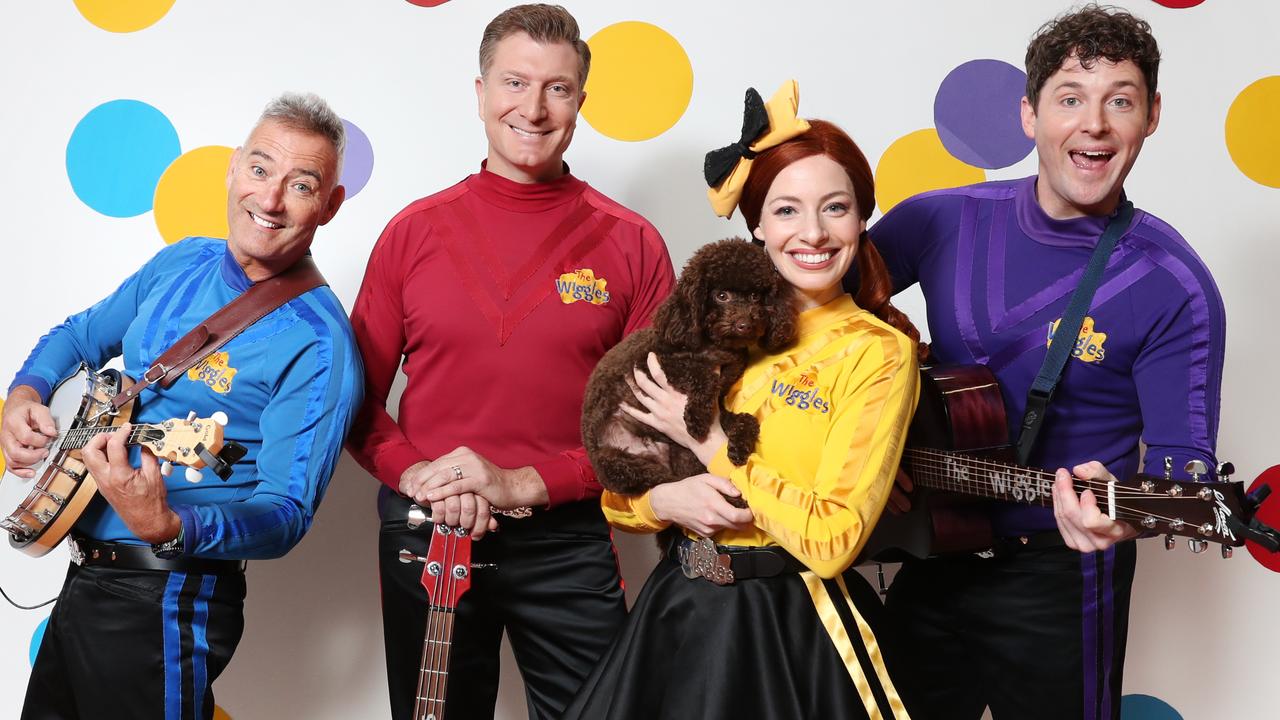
[1121,694,1184,720]
[340,119,374,199]
[933,59,1033,169]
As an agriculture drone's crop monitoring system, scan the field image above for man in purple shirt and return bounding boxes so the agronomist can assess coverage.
[853,6,1224,719]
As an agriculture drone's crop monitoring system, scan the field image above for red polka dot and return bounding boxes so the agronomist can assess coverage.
[1245,465,1280,572]
[1151,0,1205,8]
[406,0,451,6]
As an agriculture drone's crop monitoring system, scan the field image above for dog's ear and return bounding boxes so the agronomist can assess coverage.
[652,265,705,348]
[760,276,797,352]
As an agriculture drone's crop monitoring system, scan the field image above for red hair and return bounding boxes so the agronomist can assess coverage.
[737,119,926,359]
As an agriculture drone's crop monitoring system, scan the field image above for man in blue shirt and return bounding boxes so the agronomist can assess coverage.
[1,92,363,720]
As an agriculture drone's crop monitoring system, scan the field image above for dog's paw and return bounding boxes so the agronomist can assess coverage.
[725,414,759,465]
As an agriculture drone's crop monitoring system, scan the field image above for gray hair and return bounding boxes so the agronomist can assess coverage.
[255,92,346,179]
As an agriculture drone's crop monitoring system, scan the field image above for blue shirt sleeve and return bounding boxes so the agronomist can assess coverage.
[174,295,364,559]
[10,258,162,401]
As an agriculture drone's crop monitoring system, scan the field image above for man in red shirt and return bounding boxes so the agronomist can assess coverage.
[345,5,674,719]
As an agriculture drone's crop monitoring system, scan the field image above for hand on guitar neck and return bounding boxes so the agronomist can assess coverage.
[1052,461,1141,552]
[881,462,1137,551]
[80,422,182,544]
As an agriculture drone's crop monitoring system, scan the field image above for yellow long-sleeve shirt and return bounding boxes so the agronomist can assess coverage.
[603,294,920,578]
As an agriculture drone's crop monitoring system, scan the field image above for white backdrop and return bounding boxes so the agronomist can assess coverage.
[0,1,1277,718]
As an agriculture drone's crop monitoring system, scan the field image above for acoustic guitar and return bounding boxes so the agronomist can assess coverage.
[860,364,1280,563]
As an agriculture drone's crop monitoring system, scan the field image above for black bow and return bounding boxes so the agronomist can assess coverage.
[703,87,769,188]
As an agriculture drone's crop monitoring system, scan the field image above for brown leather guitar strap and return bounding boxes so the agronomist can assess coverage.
[110,255,327,411]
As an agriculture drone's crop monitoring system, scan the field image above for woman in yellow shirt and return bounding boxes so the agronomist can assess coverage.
[564,83,924,720]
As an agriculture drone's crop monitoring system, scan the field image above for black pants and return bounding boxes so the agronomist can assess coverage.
[883,540,1136,720]
[379,495,627,720]
[23,562,246,720]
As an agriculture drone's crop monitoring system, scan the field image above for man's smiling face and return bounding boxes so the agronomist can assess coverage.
[1022,54,1161,219]
[475,31,584,184]
[224,119,344,281]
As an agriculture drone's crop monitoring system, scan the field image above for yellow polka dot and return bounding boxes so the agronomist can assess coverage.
[212,705,232,720]
[153,146,234,245]
[582,22,693,142]
[1226,76,1280,188]
[73,0,176,33]
[874,129,986,214]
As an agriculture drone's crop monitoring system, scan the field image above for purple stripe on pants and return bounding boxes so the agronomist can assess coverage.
[1081,547,1116,720]
[1081,552,1098,720]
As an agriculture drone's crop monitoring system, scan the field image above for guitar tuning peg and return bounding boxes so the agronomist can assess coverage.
[1221,545,1233,559]
[1188,539,1208,554]
[184,467,203,484]
[1184,460,1208,482]
[211,411,228,427]
[1217,462,1235,481]
[406,504,428,531]
[1165,534,1176,551]
[186,411,197,422]
[160,461,173,477]
[398,549,426,564]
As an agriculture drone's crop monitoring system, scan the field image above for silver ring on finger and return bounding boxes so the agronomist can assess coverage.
[451,464,463,481]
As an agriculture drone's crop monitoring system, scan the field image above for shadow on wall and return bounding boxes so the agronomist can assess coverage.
[213,454,665,719]
[215,452,387,719]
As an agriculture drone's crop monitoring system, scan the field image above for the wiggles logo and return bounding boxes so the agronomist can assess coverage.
[187,351,237,395]
[556,268,611,305]
[770,372,830,413]
[1046,315,1107,364]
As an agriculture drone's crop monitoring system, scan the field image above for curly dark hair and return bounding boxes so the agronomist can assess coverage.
[1025,4,1160,112]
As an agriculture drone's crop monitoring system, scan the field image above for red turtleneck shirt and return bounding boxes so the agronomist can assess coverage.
[346,166,675,507]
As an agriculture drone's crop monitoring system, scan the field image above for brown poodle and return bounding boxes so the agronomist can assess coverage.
[581,238,796,497]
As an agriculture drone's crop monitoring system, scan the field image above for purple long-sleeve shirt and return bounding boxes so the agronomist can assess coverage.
[858,176,1225,535]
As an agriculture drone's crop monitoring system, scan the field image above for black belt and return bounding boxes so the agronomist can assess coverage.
[988,530,1067,556]
[669,535,807,585]
[70,536,246,576]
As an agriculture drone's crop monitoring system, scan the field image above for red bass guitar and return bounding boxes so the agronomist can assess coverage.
[401,514,474,720]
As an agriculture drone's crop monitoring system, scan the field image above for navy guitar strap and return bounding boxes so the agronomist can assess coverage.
[1014,200,1134,466]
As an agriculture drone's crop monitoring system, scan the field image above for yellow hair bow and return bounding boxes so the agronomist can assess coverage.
[704,80,811,219]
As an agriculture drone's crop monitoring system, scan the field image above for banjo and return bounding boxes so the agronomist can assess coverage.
[0,364,243,557]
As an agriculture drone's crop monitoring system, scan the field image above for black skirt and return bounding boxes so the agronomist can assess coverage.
[563,556,911,719]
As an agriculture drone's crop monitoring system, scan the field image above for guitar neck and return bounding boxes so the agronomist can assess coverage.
[58,424,156,450]
[415,605,456,720]
[904,447,1057,508]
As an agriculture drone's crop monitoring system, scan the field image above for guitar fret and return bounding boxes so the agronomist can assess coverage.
[905,449,1055,508]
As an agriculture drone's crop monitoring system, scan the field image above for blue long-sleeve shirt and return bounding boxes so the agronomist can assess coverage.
[11,237,363,559]
[854,176,1225,536]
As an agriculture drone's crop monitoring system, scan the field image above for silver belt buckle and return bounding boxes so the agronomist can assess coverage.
[67,536,85,566]
[679,537,735,585]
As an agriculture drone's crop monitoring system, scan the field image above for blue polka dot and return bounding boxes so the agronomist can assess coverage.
[1122,694,1183,720]
[29,616,49,666]
[66,100,181,217]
